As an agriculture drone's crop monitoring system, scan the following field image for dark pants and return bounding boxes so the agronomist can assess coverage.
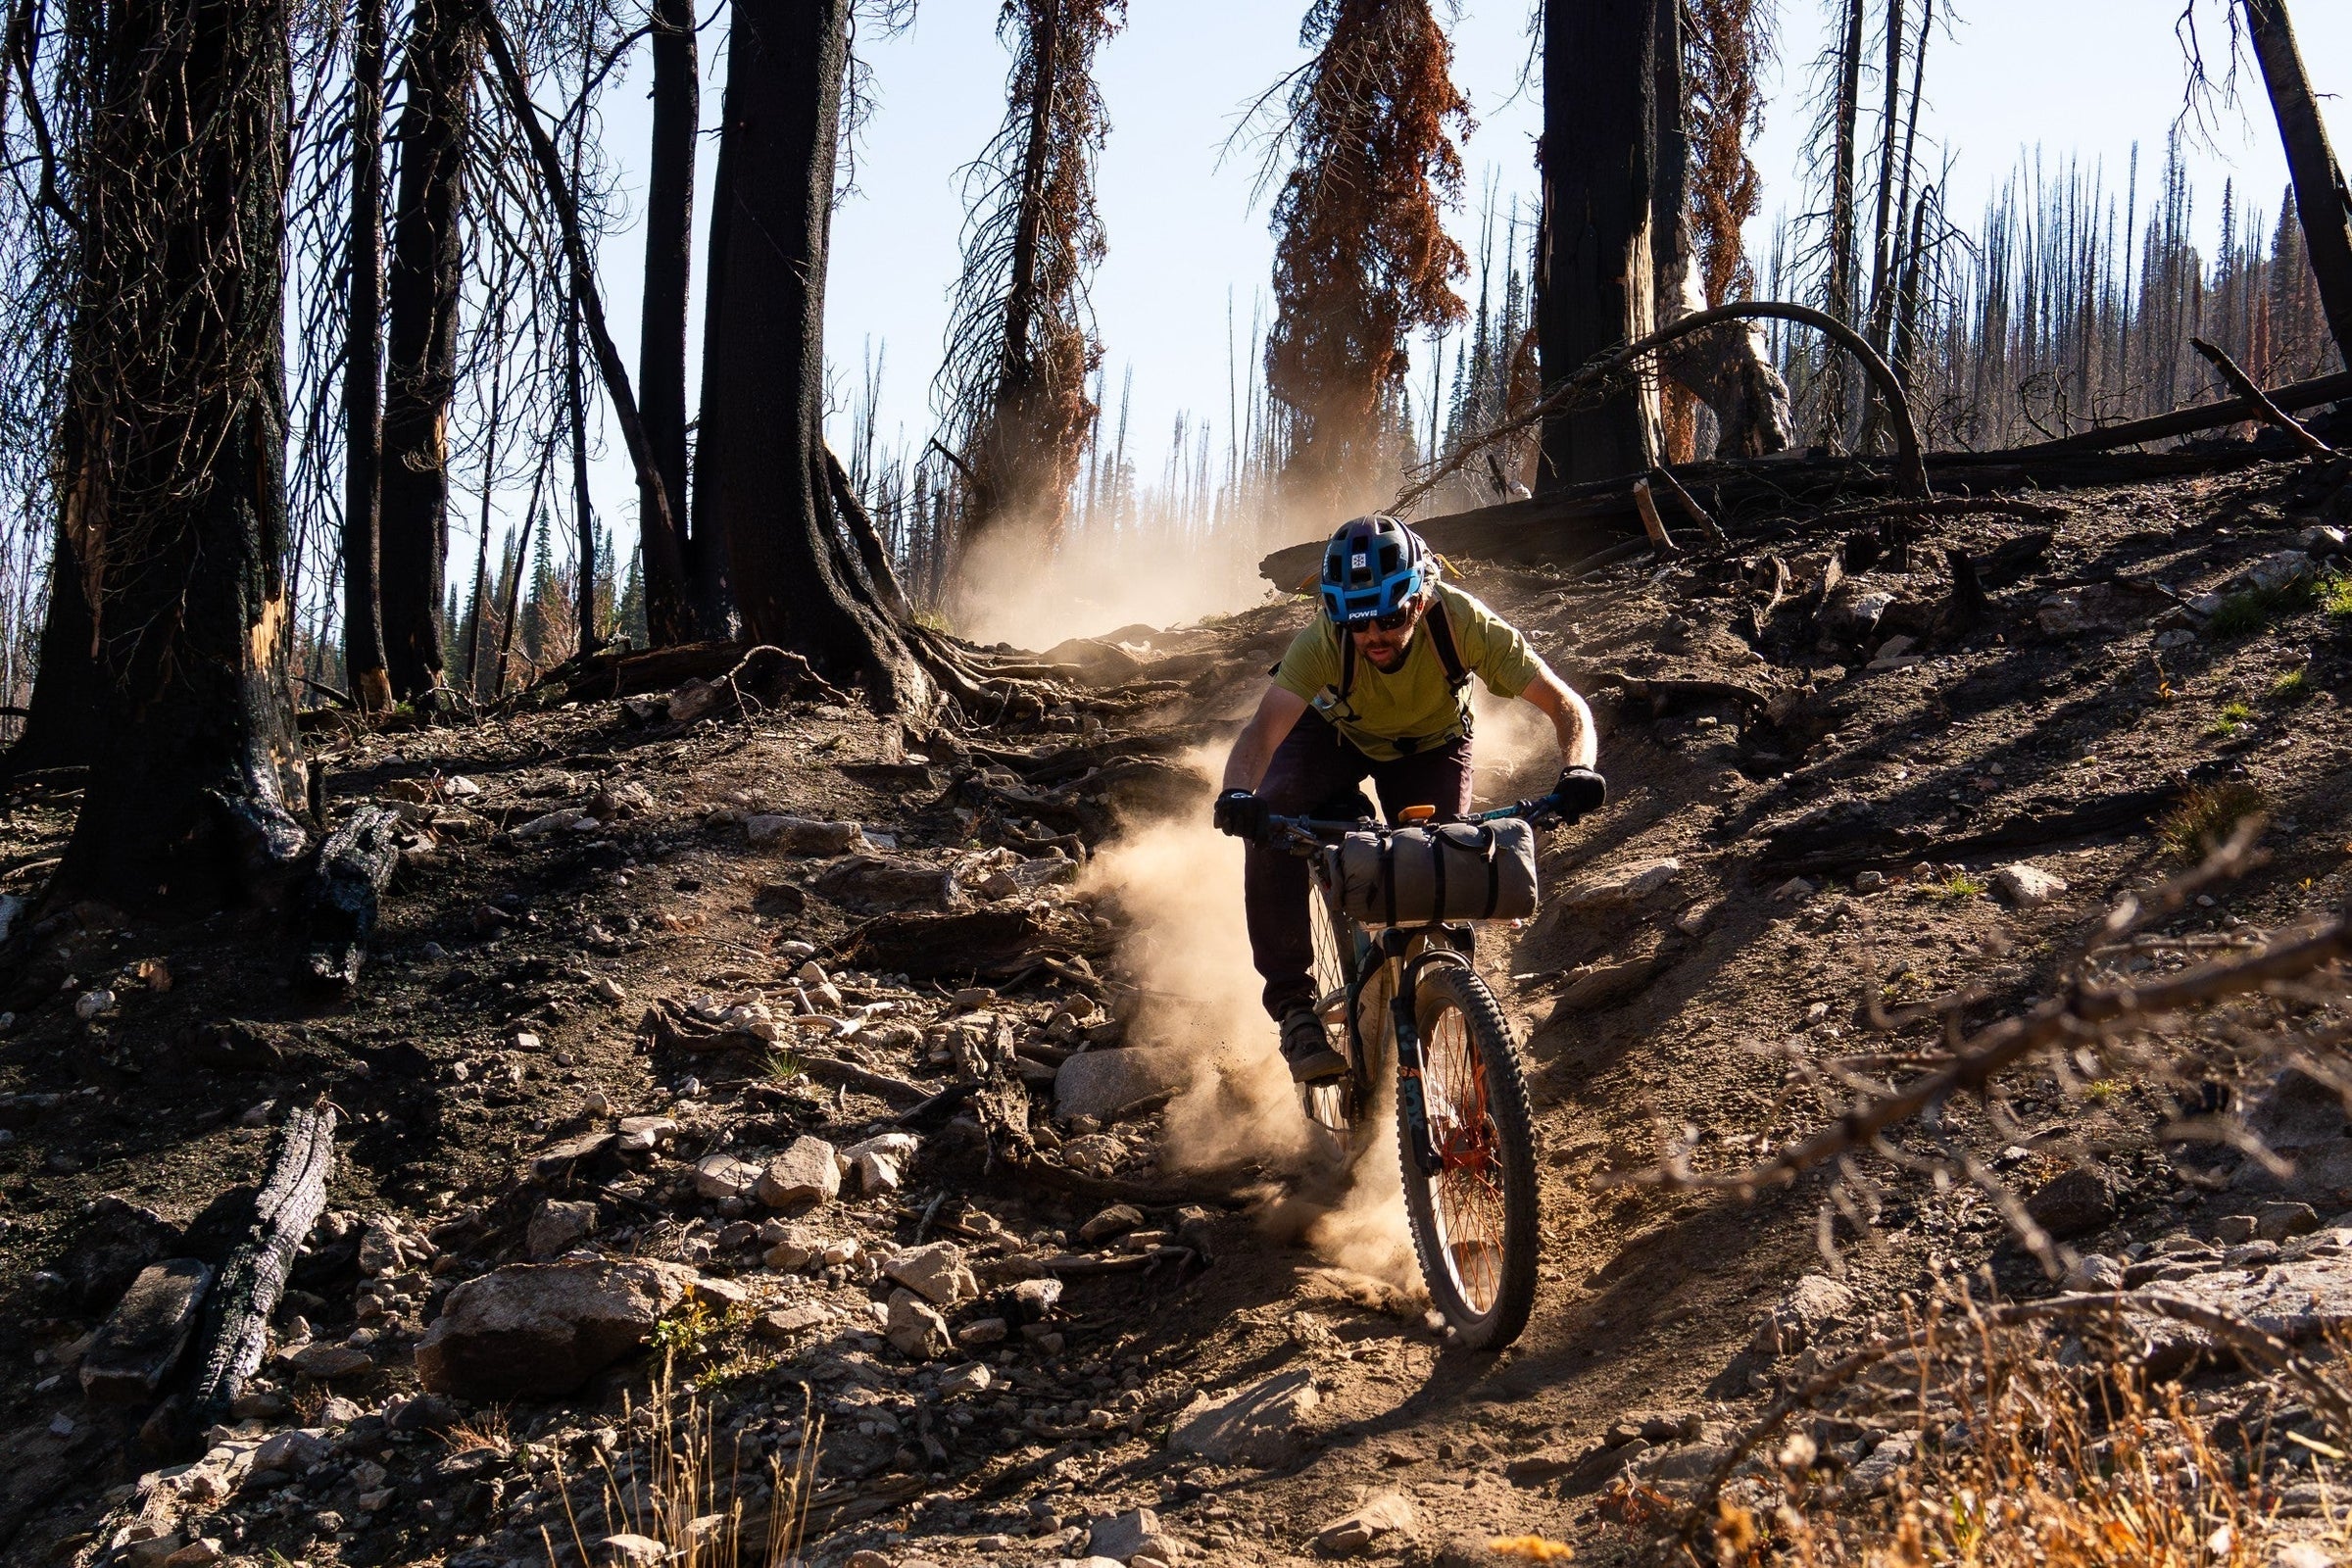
[1244,710,1474,1019]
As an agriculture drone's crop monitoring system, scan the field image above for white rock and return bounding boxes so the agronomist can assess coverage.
[515,808,590,839]
[692,1154,761,1201]
[755,1137,841,1209]
[884,1242,978,1305]
[74,989,117,1020]
[938,1362,993,1394]
[884,1289,951,1359]
[1054,1047,1191,1122]
[1993,862,2069,907]
[2243,549,2316,594]
[746,815,866,855]
[1773,876,1816,901]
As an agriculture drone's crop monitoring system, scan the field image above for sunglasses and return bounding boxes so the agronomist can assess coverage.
[1360,605,1417,632]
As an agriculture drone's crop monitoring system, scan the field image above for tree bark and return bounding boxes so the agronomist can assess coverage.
[1537,0,1660,489]
[51,0,310,909]
[567,290,600,655]
[1646,0,1790,459]
[636,0,710,642]
[2242,0,2352,368]
[0,531,104,779]
[341,0,391,713]
[379,0,476,700]
[697,0,929,711]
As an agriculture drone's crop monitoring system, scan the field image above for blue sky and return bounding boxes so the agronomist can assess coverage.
[570,0,2352,546]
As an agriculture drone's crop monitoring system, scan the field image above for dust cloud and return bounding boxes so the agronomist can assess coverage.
[1077,752,1427,1300]
[946,516,1282,650]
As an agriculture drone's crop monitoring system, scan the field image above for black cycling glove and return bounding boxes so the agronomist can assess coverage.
[1552,766,1608,818]
[1212,789,1269,841]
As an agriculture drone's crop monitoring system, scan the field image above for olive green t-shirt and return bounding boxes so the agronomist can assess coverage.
[1270,582,1544,761]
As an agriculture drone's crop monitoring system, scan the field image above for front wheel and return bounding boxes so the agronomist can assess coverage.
[1398,962,1540,1350]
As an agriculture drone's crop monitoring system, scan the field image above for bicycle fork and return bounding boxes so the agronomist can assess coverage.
[1387,945,1458,1179]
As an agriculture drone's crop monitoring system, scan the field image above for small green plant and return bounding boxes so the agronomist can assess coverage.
[762,1047,805,1083]
[2324,572,2352,618]
[2157,780,2266,860]
[2271,667,2310,701]
[2206,698,2255,737]
[1933,872,1988,900]
[652,1299,714,1361]
[2205,577,2319,636]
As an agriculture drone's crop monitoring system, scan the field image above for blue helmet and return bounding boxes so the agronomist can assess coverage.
[1319,514,1431,627]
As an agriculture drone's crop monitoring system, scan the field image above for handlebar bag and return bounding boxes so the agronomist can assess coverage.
[1323,819,1540,925]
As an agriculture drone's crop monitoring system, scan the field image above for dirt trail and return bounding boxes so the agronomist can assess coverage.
[0,462,2349,1567]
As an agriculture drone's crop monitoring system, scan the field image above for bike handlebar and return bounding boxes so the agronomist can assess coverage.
[1263,792,1582,850]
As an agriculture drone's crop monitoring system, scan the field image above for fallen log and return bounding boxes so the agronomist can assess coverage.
[2190,337,2337,458]
[2017,368,2352,457]
[301,806,403,988]
[184,1097,337,1440]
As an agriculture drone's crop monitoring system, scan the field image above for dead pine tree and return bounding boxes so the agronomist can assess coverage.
[634,0,720,642]
[342,0,393,714]
[378,0,479,701]
[937,0,1125,571]
[2235,0,2352,367]
[46,0,311,906]
[700,0,1066,718]
[1259,0,1471,520]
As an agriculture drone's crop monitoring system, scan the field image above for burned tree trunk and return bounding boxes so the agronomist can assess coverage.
[938,0,1122,563]
[379,0,477,700]
[342,0,392,714]
[50,0,310,908]
[1537,0,1660,488]
[636,0,711,643]
[698,0,929,710]
[2241,0,2352,368]
[1649,0,1790,460]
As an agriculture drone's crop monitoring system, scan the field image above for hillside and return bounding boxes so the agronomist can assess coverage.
[2,457,2350,1568]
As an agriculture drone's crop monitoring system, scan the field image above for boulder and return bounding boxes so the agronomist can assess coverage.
[1080,1203,1144,1244]
[2243,549,2316,594]
[81,1258,212,1402]
[1750,1274,1854,1356]
[2257,1200,2322,1242]
[1993,862,2069,908]
[2236,1070,2352,1206]
[811,856,960,911]
[2024,1166,2115,1241]
[414,1258,690,1397]
[1168,1369,1321,1467]
[756,1137,841,1209]
[692,1154,762,1201]
[286,1343,373,1380]
[1088,1506,1188,1563]
[1054,1046,1192,1123]
[745,815,866,855]
[754,1302,834,1341]
[526,1199,599,1261]
[884,1289,951,1359]
[1316,1490,1417,1556]
[884,1242,978,1305]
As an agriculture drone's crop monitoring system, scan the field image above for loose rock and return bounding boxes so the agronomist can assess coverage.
[756,1137,842,1209]
[414,1258,690,1397]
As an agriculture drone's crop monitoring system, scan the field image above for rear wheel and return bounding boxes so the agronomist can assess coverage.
[1298,890,1359,1138]
[1398,961,1540,1350]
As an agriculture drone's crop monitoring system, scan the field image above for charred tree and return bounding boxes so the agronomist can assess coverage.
[938,0,1124,562]
[48,0,309,907]
[1651,0,1790,459]
[379,0,478,699]
[0,533,105,779]
[698,0,929,710]
[1263,0,1470,517]
[342,0,392,713]
[2240,0,2352,367]
[1537,0,1659,487]
[636,0,713,642]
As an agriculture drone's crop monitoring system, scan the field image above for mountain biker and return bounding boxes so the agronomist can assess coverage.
[1211,514,1606,1083]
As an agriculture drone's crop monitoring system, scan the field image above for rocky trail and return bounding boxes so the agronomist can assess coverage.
[3,458,2352,1568]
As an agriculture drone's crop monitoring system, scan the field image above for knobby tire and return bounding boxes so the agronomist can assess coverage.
[1398,962,1540,1350]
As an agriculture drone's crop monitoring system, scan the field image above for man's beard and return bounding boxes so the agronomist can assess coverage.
[1364,643,1410,673]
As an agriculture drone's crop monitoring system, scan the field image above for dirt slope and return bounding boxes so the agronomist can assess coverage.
[0,459,2348,1568]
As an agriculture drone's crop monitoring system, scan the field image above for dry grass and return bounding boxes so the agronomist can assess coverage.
[2156,782,2267,861]
[544,1355,822,1568]
[1695,1305,2352,1568]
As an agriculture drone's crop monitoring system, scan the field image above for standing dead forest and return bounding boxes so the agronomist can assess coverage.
[1,0,2351,1564]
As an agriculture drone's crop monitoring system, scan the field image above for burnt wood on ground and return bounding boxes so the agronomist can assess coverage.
[302,806,404,988]
[181,1097,338,1445]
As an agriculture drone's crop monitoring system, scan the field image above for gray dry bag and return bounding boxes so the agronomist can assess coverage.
[1323,819,1540,926]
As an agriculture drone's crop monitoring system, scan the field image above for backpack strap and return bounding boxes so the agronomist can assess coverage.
[1425,598,1469,691]
[1336,633,1357,706]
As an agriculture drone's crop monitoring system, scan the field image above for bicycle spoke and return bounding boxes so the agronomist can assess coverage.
[1419,1001,1506,1315]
